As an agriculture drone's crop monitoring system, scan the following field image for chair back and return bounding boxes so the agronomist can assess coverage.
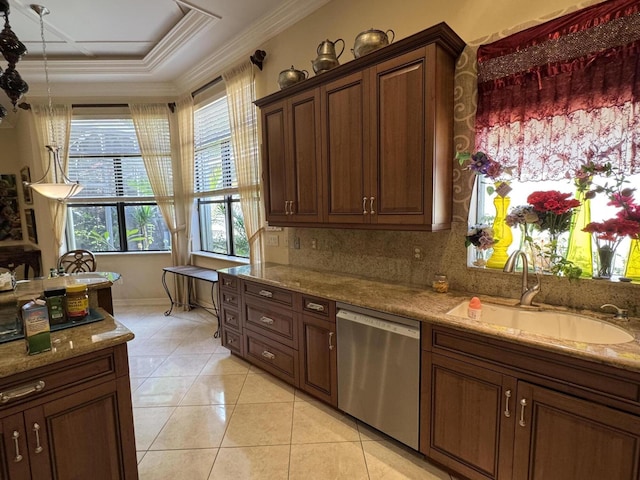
[57,250,97,273]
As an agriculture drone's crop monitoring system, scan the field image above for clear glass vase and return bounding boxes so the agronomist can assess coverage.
[595,245,616,279]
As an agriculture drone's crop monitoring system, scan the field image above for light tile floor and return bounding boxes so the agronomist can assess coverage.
[117,305,457,480]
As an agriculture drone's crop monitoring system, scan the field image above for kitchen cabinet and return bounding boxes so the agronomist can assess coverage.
[422,325,640,480]
[0,344,137,479]
[219,272,243,356]
[255,23,465,231]
[298,296,337,406]
[262,89,323,223]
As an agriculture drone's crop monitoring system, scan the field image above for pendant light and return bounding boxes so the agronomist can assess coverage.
[25,4,83,202]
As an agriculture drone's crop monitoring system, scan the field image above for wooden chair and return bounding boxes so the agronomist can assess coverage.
[57,249,97,273]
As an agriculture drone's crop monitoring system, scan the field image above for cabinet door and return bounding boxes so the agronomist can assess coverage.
[262,100,290,222]
[289,89,323,223]
[299,314,337,406]
[322,71,371,224]
[0,413,31,480]
[30,380,134,480]
[370,48,430,225]
[513,382,640,480]
[422,353,516,480]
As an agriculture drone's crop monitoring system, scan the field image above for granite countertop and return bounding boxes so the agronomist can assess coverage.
[221,263,640,374]
[0,309,134,378]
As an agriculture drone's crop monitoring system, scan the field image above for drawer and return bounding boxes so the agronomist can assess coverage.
[301,295,335,320]
[244,300,297,348]
[221,306,241,331]
[219,273,239,291]
[245,330,298,386]
[222,328,243,356]
[220,290,240,308]
[0,348,118,409]
[243,281,295,308]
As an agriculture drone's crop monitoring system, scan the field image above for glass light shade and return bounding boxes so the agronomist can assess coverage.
[29,182,83,201]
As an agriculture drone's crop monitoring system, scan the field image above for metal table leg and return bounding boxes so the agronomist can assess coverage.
[162,270,176,316]
[211,281,220,338]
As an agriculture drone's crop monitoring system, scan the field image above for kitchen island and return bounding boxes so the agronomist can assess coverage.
[218,263,640,480]
[0,308,138,478]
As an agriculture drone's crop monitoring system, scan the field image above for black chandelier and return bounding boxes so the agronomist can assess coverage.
[0,0,29,120]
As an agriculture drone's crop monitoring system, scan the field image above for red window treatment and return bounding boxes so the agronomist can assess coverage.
[475,0,640,181]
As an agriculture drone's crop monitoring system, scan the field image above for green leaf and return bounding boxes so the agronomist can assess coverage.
[456,151,471,165]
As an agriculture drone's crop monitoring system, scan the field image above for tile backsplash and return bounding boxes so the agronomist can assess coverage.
[288,223,640,315]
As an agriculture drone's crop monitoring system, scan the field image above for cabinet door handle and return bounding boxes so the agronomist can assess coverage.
[258,290,273,298]
[284,200,289,215]
[12,431,23,462]
[519,398,528,427]
[369,196,375,214]
[261,350,276,360]
[328,331,334,350]
[306,302,325,312]
[0,380,45,404]
[32,423,43,454]
[289,200,295,215]
[259,316,274,325]
[362,196,368,214]
[504,389,512,418]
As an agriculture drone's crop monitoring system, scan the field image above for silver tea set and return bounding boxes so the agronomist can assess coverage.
[277,28,395,90]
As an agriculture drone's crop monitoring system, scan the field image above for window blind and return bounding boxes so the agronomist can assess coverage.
[67,118,152,199]
[194,96,237,193]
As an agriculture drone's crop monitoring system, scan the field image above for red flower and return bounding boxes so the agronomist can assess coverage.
[527,190,581,215]
[583,218,640,242]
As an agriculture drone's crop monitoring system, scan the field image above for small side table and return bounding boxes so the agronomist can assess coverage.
[161,266,220,337]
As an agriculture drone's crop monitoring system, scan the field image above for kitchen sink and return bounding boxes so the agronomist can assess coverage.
[446,301,635,345]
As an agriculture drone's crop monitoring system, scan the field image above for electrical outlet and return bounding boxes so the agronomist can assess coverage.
[413,247,424,260]
[311,239,317,249]
[266,234,279,247]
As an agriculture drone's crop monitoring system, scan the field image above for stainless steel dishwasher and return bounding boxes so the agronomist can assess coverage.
[336,303,420,450]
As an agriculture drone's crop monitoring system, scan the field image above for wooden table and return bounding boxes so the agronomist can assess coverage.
[162,266,220,337]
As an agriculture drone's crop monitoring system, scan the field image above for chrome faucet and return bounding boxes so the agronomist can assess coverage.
[503,250,541,307]
[600,304,629,320]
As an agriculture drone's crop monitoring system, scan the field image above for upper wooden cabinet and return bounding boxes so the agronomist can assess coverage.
[256,23,465,231]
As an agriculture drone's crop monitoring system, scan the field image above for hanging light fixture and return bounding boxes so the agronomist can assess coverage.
[0,0,28,118]
[26,4,82,202]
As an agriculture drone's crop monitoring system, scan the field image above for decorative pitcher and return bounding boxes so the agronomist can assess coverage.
[277,66,309,89]
[312,38,345,74]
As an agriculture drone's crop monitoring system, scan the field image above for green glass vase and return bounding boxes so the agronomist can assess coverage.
[624,238,640,281]
[486,195,513,269]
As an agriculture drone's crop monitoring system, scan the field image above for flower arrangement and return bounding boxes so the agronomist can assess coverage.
[526,190,581,236]
[583,218,640,278]
[465,224,496,250]
[456,151,513,196]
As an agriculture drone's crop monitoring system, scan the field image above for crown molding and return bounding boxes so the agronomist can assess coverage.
[175,0,331,94]
[25,81,179,98]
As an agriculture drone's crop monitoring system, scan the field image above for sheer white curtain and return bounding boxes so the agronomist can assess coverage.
[31,104,72,256]
[223,62,265,263]
[129,103,178,261]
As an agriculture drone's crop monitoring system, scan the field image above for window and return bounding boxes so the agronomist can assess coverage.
[66,118,171,252]
[194,96,248,257]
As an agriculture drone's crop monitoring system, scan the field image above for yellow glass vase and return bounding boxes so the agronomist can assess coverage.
[486,195,513,269]
[565,188,592,278]
[624,238,640,281]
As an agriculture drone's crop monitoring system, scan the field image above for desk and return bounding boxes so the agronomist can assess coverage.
[0,245,41,278]
[162,266,219,337]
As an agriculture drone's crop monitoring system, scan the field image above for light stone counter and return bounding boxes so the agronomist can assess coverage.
[0,309,134,378]
[221,263,640,373]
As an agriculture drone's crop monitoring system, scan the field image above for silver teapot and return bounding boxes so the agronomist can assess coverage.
[351,28,395,58]
[311,38,345,75]
[277,66,309,89]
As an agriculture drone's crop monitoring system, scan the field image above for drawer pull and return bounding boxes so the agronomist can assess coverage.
[260,316,274,325]
[306,302,325,312]
[519,398,527,427]
[328,331,334,350]
[259,290,273,298]
[369,196,375,214]
[504,389,512,418]
[1,380,45,404]
[227,337,235,345]
[227,315,235,322]
[12,431,22,462]
[262,350,276,360]
[33,423,43,454]
[362,196,368,214]
[224,295,236,303]
[223,279,233,286]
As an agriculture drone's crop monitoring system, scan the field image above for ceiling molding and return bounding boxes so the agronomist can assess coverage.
[25,81,179,99]
[17,10,212,78]
[175,0,331,93]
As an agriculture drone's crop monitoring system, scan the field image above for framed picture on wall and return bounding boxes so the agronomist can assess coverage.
[20,166,33,205]
[25,208,37,244]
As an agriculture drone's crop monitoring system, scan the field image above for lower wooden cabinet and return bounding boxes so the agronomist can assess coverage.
[299,312,337,406]
[422,326,640,480]
[0,344,137,480]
